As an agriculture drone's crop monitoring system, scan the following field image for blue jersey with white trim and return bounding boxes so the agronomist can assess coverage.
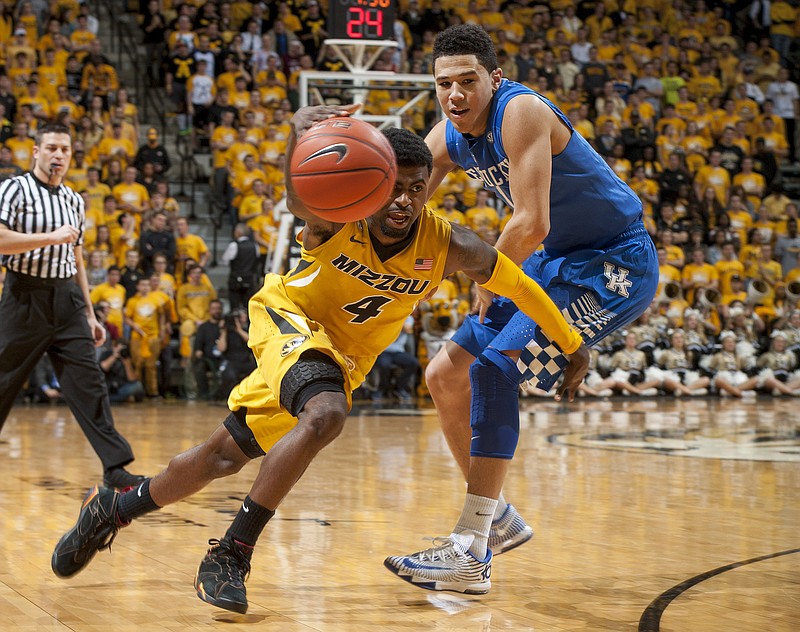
[444,79,643,256]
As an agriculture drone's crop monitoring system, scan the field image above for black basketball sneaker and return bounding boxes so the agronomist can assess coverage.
[51,485,122,578]
[103,466,147,490]
[194,537,252,614]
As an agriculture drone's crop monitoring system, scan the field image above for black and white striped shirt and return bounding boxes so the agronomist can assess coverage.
[0,172,85,279]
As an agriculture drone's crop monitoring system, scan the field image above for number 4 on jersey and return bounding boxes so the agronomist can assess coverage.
[343,295,391,323]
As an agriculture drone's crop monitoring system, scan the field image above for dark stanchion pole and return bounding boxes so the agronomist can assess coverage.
[210,220,218,268]
[103,0,116,52]
[142,87,150,121]
[189,174,197,220]
[178,154,187,197]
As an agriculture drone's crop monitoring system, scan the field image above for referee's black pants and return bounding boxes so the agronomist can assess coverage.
[0,272,135,471]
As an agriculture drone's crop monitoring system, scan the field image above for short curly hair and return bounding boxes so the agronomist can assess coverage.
[432,24,498,74]
[382,127,432,175]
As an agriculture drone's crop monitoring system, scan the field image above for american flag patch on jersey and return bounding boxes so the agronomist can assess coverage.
[414,258,433,270]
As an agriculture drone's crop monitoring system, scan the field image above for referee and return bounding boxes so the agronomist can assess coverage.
[0,123,145,489]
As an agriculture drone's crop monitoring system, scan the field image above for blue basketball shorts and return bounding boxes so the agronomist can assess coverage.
[452,222,658,391]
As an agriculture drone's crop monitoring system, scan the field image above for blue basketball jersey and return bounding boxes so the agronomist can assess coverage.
[444,79,643,257]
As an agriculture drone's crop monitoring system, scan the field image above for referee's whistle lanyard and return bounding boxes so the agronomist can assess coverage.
[47,164,59,194]
[32,155,65,193]
[30,167,61,196]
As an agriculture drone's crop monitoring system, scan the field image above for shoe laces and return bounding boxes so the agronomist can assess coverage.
[97,525,120,552]
[88,490,121,551]
[412,537,464,563]
[207,538,252,580]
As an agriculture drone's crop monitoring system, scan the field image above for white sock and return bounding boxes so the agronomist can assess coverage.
[453,493,497,560]
[493,491,508,521]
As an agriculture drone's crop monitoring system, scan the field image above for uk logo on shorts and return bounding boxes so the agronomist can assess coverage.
[280,335,309,357]
[603,263,632,298]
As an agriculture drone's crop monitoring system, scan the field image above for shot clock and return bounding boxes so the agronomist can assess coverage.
[327,0,396,40]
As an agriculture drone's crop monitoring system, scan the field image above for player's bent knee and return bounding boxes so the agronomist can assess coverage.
[200,449,247,479]
[425,356,446,392]
[469,352,522,459]
[280,350,346,417]
[202,425,252,477]
[215,434,252,475]
[297,393,348,446]
[426,349,466,394]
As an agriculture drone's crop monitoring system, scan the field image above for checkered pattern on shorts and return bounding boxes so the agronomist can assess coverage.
[515,291,618,389]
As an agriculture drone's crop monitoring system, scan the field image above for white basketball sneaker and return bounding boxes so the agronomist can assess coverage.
[488,504,534,554]
[384,537,492,594]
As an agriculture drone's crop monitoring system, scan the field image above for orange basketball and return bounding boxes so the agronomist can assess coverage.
[289,117,397,223]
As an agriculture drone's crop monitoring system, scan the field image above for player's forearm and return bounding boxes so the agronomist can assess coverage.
[283,131,321,222]
[491,213,547,265]
[481,251,583,354]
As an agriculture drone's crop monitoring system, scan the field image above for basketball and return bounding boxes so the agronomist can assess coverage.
[289,117,397,223]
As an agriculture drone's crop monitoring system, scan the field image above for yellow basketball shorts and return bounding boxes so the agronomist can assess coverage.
[227,275,375,454]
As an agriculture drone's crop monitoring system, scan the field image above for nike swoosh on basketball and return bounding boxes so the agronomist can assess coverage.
[350,235,366,244]
[299,143,348,165]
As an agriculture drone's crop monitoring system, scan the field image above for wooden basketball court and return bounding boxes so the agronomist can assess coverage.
[0,397,797,631]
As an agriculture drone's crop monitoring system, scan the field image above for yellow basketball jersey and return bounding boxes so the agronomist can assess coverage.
[256,207,451,358]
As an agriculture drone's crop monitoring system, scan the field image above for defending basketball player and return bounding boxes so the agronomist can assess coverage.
[384,24,659,594]
[51,104,589,615]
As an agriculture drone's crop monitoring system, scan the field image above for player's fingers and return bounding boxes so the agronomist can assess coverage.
[471,293,486,322]
[555,384,574,403]
[317,103,359,116]
[478,301,489,324]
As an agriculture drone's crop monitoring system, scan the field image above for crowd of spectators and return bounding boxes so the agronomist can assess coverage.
[0,1,262,401]
[1,0,799,402]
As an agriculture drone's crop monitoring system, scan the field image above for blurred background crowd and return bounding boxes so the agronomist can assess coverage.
[0,0,798,404]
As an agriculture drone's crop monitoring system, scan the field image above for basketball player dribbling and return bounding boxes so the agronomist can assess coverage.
[52,104,589,614]
[384,25,659,594]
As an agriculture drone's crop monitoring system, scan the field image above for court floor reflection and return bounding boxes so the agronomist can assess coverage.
[0,398,797,631]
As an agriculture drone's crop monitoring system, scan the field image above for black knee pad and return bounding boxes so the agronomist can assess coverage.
[280,350,346,416]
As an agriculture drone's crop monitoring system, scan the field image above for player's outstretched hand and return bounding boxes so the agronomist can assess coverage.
[555,342,590,403]
[290,103,362,137]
